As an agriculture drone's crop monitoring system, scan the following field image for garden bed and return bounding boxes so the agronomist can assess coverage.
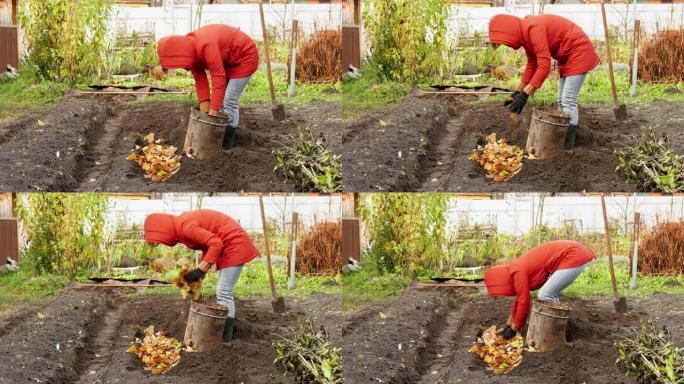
[341,92,684,192]
[341,288,684,384]
[0,94,341,192]
[0,289,340,384]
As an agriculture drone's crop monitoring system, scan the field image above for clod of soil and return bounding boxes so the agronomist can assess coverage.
[342,92,684,192]
[0,95,341,192]
[342,289,684,384]
[0,290,341,384]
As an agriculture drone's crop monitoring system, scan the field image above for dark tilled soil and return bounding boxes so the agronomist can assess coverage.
[342,92,684,192]
[0,98,109,191]
[0,290,340,384]
[0,290,109,384]
[0,95,341,192]
[342,289,684,384]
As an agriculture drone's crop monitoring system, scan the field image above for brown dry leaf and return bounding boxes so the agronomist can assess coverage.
[128,133,181,182]
[174,266,202,301]
[470,325,524,374]
[469,133,524,182]
[127,325,182,374]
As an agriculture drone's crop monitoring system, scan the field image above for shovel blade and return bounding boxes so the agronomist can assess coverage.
[613,296,628,314]
[272,296,286,313]
[613,104,628,121]
[272,104,287,121]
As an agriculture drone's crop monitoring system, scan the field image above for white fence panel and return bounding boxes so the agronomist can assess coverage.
[449,4,684,41]
[107,194,345,233]
[111,3,342,40]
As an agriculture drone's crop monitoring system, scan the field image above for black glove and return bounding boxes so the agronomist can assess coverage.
[507,91,529,114]
[503,91,521,107]
[499,325,517,340]
[184,268,205,283]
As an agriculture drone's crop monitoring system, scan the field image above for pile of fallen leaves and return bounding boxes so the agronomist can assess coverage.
[273,128,342,193]
[174,266,202,300]
[469,133,524,182]
[273,320,342,384]
[615,321,684,383]
[469,325,524,374]
[127,133,181,182]
[127,325,182,374]
[615,126,684,192]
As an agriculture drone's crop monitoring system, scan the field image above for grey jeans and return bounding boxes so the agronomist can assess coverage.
[221,75,252,127]
[216,264,244,318]
[557,73,588,126]
[537,263,590,302]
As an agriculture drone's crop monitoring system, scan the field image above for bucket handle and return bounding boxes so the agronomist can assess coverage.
[191,115,228,128]
[532,115,570,128]
[532,308,569,319]
[190,308,229,319]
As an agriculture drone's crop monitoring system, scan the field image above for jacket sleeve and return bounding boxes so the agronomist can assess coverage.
[526,24,552,89]
[510,268,531,330]
[181,221,224,264]
[521,46,537,86]
[200,42,228,111]
[191,68,211,103]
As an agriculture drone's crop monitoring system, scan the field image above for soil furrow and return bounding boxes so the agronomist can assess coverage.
[419,111,467,192]
[76,109,125,192]
[415,303,470,384]
[74,303,126,384]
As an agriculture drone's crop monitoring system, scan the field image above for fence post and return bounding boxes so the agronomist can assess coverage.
[630,212,640,290]
[288,212,299,290]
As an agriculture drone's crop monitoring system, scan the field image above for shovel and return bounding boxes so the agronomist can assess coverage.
[258,2,286,121]
[601,3,628,121]
[259,194,286,313]
[601,194,628,314]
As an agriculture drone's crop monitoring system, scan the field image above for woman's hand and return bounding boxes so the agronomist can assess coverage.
[208,109,221,116]
[199,101,211,113]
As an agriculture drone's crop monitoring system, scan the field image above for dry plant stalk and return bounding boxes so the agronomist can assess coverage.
[638,29,684,83]
[127,325,182,374]
[296,29,343,83]
[469,325,524,374]
[639,220,684,275]
[296,221,343,275]
[127,133,181,182]
[174,266,202,300]
[469,133,524,182]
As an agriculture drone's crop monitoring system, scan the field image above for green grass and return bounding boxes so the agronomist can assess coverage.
[341,266,410,311]
[111,70,341,106]
[341,66,411,117]
[0,70,67,118]
[0,267,69,312]
[564,260,684,298]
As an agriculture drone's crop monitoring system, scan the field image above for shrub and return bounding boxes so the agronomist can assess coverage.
[639,220,684,275]
[296,29,342,83]
[638,29,684,83]
[296,221,342,275]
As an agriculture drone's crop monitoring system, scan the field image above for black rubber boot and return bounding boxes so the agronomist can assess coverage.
[564,124,578,150]
[222,317,236,342]
[222,125,237,149]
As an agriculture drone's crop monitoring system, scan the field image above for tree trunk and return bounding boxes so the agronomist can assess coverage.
[525,107,570,160]
[184,301,228,352]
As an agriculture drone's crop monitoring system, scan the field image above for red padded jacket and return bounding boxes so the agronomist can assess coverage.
[489,14,600,89]
[157,24,260,111]
[484,240,595,330]
[144,209,259,269]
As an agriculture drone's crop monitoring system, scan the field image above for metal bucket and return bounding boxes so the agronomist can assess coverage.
[183,300,228,352]
[525,107,571,159]
[183,107,229,160]
[525,300,571,352]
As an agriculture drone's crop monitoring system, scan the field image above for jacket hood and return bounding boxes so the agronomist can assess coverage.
[484,264,516,296]
[144,213,178,246]
[157,35,196,69]
[489,14,523,49]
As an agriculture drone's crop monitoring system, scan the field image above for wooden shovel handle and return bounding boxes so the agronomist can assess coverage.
[601,194,620,297]
[259,194,277,297]
[258,2,278,105]
[600,2,620,105]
